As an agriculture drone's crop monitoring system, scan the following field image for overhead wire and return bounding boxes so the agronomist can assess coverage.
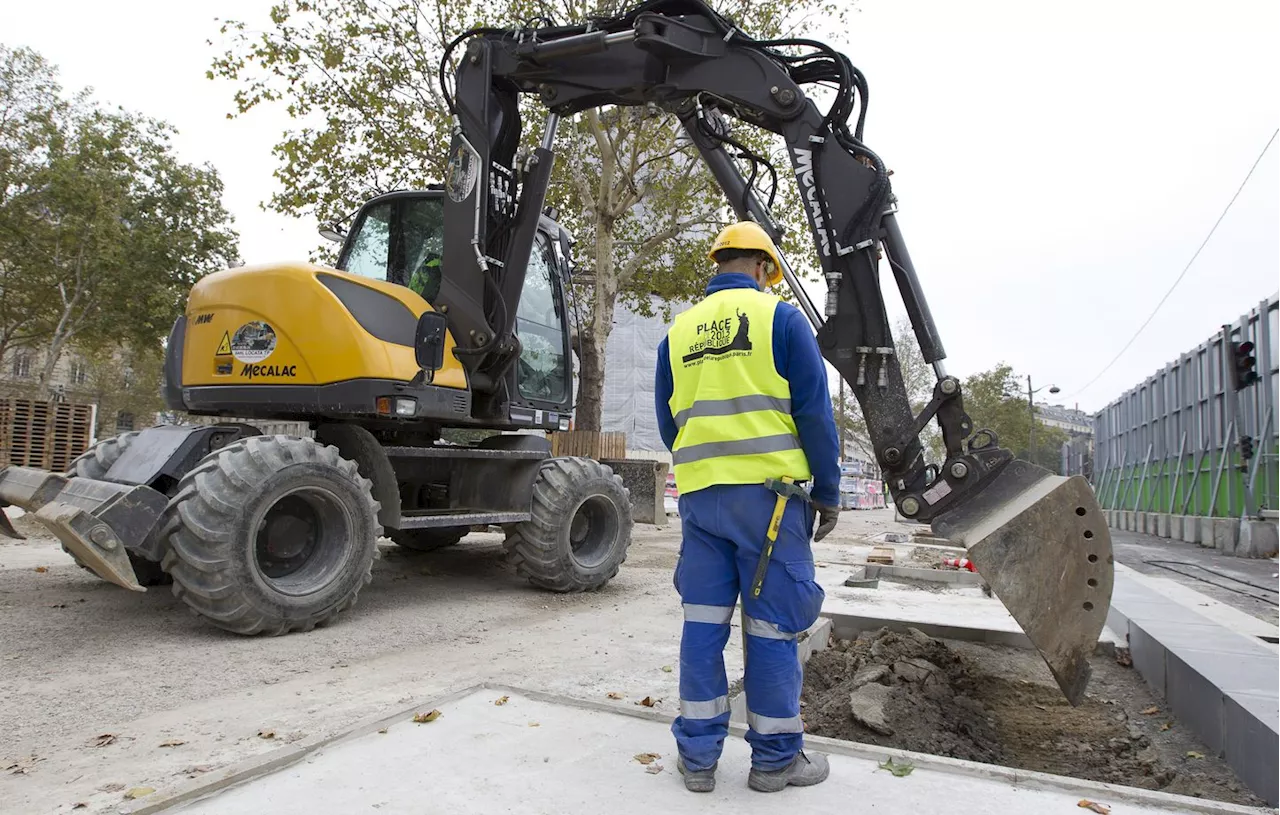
[1062,127,1279,402]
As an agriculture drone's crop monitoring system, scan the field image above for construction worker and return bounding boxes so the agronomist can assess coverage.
[654,221,841,793]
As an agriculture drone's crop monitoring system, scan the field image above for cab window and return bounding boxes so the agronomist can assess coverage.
[515,236,568,403]
[342,203,392,281]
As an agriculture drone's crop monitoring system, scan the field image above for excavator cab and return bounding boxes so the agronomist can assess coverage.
[330,189,576,428]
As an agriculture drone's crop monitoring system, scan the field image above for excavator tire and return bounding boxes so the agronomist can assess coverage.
[162,435,381,635]
[390,527,468,552]
[503,457,631,593]
[63,432,170,587]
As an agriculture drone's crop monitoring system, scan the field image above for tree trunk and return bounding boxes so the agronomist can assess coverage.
[574,224,618,431]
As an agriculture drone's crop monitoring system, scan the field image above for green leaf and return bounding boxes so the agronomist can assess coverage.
[878,757,915,777]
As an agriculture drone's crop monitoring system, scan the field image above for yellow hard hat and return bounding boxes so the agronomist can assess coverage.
[708,221,784,287]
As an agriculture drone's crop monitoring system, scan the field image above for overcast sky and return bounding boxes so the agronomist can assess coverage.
[4,0,1277,413]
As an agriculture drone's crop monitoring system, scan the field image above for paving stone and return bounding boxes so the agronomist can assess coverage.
[1126,624,1166,697]
[1165,651,1224,756]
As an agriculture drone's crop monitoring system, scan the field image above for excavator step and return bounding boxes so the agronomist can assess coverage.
[931,460,1114,707]
[0,466,169,592]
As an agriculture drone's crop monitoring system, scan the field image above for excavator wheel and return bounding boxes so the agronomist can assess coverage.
[162,435,381,635]
[503,457,631,593]
[63,432,171,587]
[390,527,468,553]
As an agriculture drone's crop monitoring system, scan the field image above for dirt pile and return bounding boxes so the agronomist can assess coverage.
[801,628,1264,806]
[802,626,1002,763]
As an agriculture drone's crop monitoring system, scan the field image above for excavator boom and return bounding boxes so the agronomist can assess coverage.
[438,0,1114,704]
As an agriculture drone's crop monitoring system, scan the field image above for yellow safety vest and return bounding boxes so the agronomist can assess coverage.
[666,286,812,494]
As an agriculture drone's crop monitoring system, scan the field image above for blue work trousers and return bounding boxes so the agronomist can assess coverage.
[671,483,826,771]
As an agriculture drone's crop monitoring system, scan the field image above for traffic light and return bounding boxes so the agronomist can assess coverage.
[1239,434,1255,472]
[1230,341,1259,391]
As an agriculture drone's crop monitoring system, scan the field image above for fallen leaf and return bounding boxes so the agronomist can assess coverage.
[646,764,664,774]
[159,739,186,748]
[878,757,914,777]
[124,787,156,800]
[661,665,673,673]
[1187,751,1204,759]
[494,696,510,706]
[607,692,623,700]
[34,566,47,573]
[1077,800,1111,814]
[377,728,388,734]
[1142,706,1160,715]
[1160,722,1171,731]
[528,722,540,727]
[92,734,117,748]
[73,804,88,810]
[258,729,276,739]
[634,753,661,765]
[412,710,442,724]
[636,697,658,708]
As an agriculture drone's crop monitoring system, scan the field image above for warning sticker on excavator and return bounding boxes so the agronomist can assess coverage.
[229,321,277,363]
[215,332,233,356]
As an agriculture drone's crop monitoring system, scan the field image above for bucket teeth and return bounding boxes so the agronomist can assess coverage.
[932,460,1114,706]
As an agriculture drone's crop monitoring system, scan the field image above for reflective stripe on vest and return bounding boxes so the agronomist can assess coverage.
[666,287,812,495]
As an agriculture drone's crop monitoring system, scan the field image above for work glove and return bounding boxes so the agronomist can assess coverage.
[812,503,840,542]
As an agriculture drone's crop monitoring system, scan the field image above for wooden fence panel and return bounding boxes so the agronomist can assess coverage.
[548,431,627,460]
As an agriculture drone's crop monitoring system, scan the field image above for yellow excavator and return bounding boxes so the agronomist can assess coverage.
[0,0,1112,705]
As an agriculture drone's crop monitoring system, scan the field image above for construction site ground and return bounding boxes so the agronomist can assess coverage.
[1,509,1273,814]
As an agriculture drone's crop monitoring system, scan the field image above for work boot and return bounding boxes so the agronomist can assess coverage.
[677,757,717,792]
[747,750,830,792]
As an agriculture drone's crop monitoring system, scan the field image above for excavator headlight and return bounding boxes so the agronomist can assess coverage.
[395,398,418,417]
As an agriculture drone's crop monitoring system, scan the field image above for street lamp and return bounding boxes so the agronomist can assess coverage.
[1027,376,1060,464]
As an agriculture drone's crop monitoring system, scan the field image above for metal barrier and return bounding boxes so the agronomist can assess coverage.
[1093,294,1278,519]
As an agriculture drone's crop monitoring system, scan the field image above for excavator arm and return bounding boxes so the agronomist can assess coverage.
[439,0,1113,705]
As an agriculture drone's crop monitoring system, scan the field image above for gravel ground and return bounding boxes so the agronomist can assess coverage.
[4,505,1264,814]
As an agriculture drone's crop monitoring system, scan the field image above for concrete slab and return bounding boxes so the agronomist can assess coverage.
[1181,515,1200,544]
[863,563,985,586]
[1214,519,1240,554]
[1157,513,1172,538]
[1224,693,1280,811]
[1169,514,1184,540]
[1108,566,1279,806]
[152,687,1269,815]
[1238,520,1279,559]
[1199,516,1217,549]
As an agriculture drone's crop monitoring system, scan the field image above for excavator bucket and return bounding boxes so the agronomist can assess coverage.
[931,460,1114,706]
[0,465,168,592]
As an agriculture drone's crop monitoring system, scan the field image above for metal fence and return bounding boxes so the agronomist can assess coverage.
[1092,294,1279,519]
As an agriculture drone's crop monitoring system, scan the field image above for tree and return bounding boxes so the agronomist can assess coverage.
[833,314,937,462]
[0,45,239,383]
[959,363,1069,473]
[209,0,848,429]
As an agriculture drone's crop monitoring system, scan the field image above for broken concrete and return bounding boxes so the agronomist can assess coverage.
[848,682,894,735]
[1237,519,1279,559]
[894,657,941,683]
[851,664,891,689]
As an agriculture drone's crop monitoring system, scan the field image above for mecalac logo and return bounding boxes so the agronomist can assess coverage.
[793,147,830,258]
[240,364,297,378]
